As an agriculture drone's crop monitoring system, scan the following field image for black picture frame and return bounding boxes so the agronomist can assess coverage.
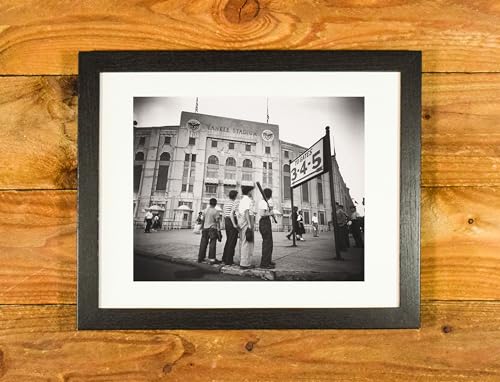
[78,50,421,330]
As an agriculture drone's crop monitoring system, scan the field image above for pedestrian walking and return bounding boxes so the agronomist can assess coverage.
[297,210,305,241]
[197,198,222,264]
[286,206,299,241]
[222,190,239,265]
[152,214,160,231]
[312,212,319,237]
[350,206,364,248]
[258,188,276,269]
[144,210,153,233]
[238,185,255,269]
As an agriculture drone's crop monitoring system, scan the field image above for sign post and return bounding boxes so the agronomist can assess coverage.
[289,127,342,259]
[324,126,343,260]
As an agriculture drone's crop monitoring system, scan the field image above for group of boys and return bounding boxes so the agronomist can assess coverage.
[197,184,276,270]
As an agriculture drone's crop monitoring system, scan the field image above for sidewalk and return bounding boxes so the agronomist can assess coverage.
[134,228,364,281]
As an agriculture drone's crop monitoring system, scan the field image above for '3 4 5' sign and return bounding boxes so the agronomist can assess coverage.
[290,136,327,188]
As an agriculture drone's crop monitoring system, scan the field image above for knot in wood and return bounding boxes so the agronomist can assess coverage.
[442,325,452,334]
[245,341,255,351]
[468,218,474,224]
[224,0,260,24]
[163,364,173,374]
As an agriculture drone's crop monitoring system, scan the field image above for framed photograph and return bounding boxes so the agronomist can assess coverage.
[78,51,421,329]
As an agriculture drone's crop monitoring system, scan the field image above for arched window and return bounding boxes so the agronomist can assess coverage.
[283,164,290,173]
[224,157,236,181]
[208,155,219,165]
[156,152,171,191]
[243,159,253,168]
[207,155,219,178]
[135,152,144,161]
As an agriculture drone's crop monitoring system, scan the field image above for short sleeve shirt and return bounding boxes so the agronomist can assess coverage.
[203,207,220,229]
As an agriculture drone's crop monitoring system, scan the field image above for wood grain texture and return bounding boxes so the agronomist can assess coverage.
[0,0,499,74]
[0,191,76,304]
[0,302,498,381]
[0,187,498,304]
[0,73,498,190]
[421,187,500,300]
[422,73,500,186]
[0,76,77,190]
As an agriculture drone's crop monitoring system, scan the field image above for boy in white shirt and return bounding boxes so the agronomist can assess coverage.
[238,185,255,269]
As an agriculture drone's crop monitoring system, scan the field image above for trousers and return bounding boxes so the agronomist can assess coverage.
[198,227,218,261]
[239,224,254,267]
[259,217,273,267]
[222,217,238,265]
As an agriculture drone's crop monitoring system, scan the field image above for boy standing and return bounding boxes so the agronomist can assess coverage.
[198,198,221,264]
[258,188,276,269]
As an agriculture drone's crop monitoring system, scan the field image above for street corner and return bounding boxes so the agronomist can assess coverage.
[220,265,276,281]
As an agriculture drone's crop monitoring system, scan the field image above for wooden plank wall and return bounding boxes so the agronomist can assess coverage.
[0,0,498,380]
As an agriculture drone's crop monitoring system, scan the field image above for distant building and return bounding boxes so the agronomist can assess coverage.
[134,111,354,231]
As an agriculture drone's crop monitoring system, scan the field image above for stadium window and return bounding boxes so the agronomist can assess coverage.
[191,154,196,162]
[135,152,144,161]
[265,146,271,154]
[189,137,196,146]
[181,184,187,192]
[283,175,291,199]
[229,142,235,150]
[317,182,324,204]
[138,136,145,146]
[188,184,194,193]
[303,211,310,225]
[164,136,171,145]
[284,150,289,158]
[302,183,309,202]
[205,184,217,194]
[211,140,218,148]
[133,165,142,192]
[243,159,253,168]
[208,155,219,165]
[185,153,190,162]
[268,162,272,170]
[156,165,169,191]
[245,144,251,152]
[283,164,290,173]
[159,152,170,161]
[263,162,267,169]
[319,211,325,225]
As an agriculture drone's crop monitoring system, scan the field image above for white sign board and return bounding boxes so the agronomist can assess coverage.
[290,136,327,188]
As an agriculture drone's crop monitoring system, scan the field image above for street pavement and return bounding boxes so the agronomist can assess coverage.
[134,228,364,281]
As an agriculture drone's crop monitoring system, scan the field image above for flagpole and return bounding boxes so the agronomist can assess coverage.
[325,126,342,260]
[289,159,297,247]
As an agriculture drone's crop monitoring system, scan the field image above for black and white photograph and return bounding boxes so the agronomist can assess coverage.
[133,96,365,282]
[78,51,420,329]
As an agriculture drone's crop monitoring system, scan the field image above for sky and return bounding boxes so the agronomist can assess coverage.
[134,97,364,204]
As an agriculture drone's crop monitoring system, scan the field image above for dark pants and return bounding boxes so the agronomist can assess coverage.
[259,217,273,267]
[222,217,238,265]
[351,220,364,248]
[343,226,350,248]
[198,228,218,261]
[337,225,348,250]
[287,224,298,238]
[145,218,152,233]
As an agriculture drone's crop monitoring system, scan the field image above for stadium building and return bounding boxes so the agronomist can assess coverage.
[134,111,354,231]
